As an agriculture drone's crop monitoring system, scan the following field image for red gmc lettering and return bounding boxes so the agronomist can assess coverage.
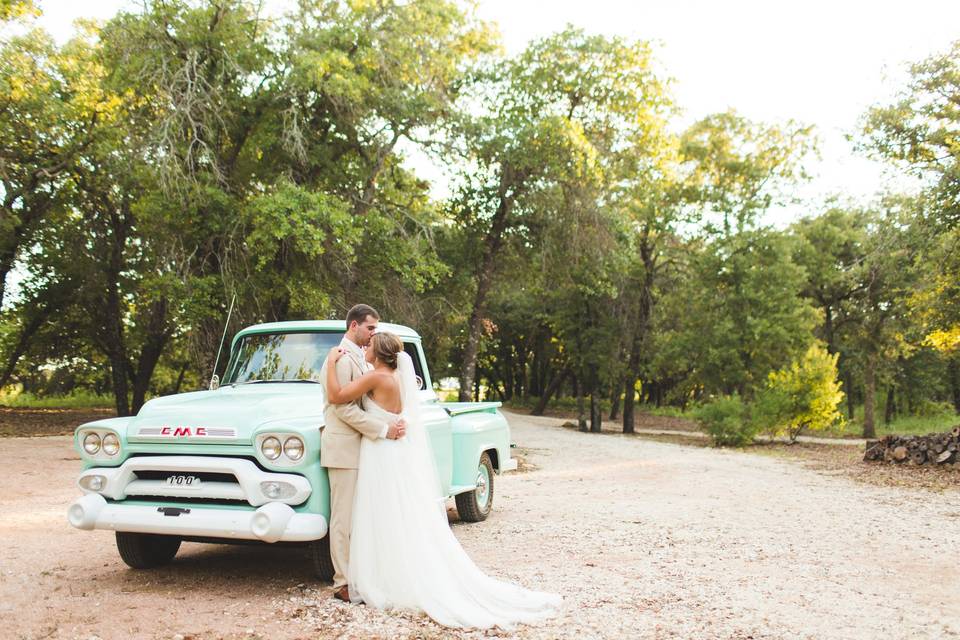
[160,427,172,435]
[173,427,191,437]
[195,427,207,436]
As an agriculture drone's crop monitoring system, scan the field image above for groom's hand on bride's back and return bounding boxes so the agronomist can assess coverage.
[386,418,406,440]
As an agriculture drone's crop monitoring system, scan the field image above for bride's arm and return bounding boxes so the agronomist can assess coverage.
[325,348,381,404]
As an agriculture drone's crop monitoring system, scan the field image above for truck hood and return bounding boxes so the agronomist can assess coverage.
[127,383,325,445]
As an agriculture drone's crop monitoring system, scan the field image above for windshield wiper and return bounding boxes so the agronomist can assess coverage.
[229,379,322,387]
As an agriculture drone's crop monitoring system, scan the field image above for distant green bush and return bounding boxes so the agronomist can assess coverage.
[913,399,955,418]
[0,389,114,409]
[694,395,757,446]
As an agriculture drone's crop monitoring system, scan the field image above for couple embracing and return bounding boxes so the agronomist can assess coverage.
[318,304,561,629]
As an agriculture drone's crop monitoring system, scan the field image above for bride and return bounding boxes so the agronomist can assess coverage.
[324,331,561,629]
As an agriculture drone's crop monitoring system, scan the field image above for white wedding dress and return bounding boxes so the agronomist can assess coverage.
[347,352,561,629]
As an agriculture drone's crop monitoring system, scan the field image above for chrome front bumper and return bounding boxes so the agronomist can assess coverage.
[67,494,327,543]
[75,455,312,506]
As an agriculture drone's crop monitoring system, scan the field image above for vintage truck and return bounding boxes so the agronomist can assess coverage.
[66,321,515,577]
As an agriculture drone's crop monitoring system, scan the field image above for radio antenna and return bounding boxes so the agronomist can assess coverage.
[209,293,236,390]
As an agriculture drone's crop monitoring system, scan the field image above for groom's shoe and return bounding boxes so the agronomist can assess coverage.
[334,585,361,604]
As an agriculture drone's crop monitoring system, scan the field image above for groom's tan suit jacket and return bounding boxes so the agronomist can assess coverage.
[319,338,388,589]
[319,343,388,469]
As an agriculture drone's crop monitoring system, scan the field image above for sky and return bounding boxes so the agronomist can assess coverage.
[28,0,960,225]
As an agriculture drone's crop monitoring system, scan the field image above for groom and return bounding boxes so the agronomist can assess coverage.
[320,303,406,603]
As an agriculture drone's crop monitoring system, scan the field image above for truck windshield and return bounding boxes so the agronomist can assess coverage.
[223,332,344,384]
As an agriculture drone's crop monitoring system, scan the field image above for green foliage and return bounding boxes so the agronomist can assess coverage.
[754,343,845,442]
[0,4,957,434]
[863,40,960,227]
[665,228,818,398]
[0,388,113,408]
[680,110,815,233]
[694,395,757,447]
[0,0,37,21]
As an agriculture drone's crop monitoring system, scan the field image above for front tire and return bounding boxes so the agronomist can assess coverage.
[115,532,181,569]
[308,535,335,581]
[456,452,494,522]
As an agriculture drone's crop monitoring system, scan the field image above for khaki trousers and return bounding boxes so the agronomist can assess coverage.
[327,467,358,589]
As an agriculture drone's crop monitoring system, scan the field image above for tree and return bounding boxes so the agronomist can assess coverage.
[0,0,36,22]
[863,41,960,417]
[863,40,960,227]
[680,110,815,235]
[754,342,845,442]
[791,207,871,419]
[452,27,670,401]
[0,28,110,309]
[673,228,818,398]
[847,204,923,438]
[647,112,818,401]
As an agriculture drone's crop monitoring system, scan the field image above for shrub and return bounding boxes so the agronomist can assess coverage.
[0,388,114,409]
[694,395,757,446]
[754,343,844,442]
[913,399,955,418]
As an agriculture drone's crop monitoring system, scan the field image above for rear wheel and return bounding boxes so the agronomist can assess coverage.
[308,535,335,581]
[115,532,181,569]
[455,452,494,522]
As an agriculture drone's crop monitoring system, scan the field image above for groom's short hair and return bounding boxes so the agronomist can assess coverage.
[346,304,379,328]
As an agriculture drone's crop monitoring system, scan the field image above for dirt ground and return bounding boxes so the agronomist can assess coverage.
[3,412,960,640]
[0,406,115,437]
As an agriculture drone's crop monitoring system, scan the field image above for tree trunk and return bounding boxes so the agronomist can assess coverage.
[622,232,656,431]
[529,332,546,397]
[609,380,622,421]
[884,385,896,425]
[130,298,172,413]
[0,305,52,389]
[517,342,528,400]
[101,203,132,417]
[104,288,130,416]
[0,254,12,313]
[589,386,602,433]
[172,362,188,395]
[498,343,512,402]
[458,183,516,402]
[863,356,877,439]
[622,375,637,434]
[532,368,569,416]
[574,375,588,432]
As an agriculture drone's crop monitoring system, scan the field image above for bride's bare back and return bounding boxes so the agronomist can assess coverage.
[365,369,402,414]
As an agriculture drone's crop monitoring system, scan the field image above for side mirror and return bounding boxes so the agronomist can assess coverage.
[415,375,424,390]
[209,374,220,390]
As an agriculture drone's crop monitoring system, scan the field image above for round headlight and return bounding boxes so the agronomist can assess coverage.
[82,432,101,455]
[261,436,282,460]
[102,433,120,456]
[283,436,304,461]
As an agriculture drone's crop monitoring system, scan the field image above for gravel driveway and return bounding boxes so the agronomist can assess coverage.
[2,411,958,639]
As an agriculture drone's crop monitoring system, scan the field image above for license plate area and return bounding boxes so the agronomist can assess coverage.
[165,474,202,488]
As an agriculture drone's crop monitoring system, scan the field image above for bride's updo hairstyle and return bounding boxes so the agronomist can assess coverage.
[370,332,404,369]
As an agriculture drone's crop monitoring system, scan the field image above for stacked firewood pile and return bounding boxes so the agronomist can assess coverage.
[864,426,960,465]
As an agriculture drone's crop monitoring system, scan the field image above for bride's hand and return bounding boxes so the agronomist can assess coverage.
[328,347,345,363]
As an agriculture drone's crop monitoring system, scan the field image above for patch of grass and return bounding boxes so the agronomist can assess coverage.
[639,404,689,418]
[817,409,958,439]
[0,389,114,409]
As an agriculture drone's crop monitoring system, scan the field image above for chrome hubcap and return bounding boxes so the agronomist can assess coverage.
[476,466,490,509]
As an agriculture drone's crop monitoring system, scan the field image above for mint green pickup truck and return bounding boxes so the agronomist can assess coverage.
[67,321,515,577]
